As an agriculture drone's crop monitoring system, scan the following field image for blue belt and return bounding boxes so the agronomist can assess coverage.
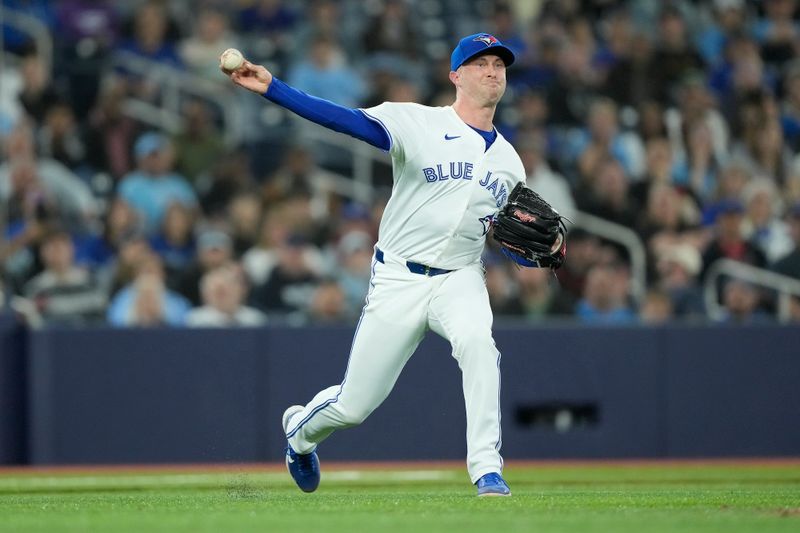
[375,248,453,277]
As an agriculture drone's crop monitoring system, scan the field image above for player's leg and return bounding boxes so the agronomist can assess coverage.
[427,263,504,484]
[285,260,429,454]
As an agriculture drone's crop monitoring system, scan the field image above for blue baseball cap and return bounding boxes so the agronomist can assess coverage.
[134,132,168,159]
[450,33,515,72]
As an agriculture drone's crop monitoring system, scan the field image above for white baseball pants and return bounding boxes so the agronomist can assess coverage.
[285,248,503,483]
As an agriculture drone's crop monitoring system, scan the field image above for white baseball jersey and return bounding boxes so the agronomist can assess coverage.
[362,103,525,269]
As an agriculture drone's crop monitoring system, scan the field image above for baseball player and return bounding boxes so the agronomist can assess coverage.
[223,33,527,496]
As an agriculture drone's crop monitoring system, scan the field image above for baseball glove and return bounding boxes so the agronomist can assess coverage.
[492,182,567,269]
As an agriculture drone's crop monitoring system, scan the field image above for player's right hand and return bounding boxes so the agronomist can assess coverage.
[222,59,272,95]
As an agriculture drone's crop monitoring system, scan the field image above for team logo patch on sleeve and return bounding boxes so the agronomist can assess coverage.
[474,34,499,47]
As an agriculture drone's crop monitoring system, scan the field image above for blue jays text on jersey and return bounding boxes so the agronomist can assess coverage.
[422,162,509,207]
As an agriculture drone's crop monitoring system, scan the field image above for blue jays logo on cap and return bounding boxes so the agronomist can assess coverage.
[451,32,515,71]
[474,34,499,47]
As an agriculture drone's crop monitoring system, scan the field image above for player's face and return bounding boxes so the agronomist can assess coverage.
[454,54,507,105]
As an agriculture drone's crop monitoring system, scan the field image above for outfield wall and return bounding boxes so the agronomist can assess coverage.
[4,320,800,464]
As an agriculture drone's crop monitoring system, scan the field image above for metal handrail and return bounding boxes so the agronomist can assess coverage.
[110,51,242,145]
[703,258,800,323]
[297,121,391,195]
[0,7,53,71]
[570,210,648,304]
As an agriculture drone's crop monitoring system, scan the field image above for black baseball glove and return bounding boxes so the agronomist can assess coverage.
[492,182,567,269]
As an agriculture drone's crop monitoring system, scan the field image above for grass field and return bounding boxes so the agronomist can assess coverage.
[0,460,798,533]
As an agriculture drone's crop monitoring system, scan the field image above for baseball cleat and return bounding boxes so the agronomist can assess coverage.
[475,472,511,496]
[282,405,320,493]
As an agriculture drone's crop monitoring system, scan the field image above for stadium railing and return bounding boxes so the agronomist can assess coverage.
[0,7,53,72]
[571,210,648,305]
[703,258,800,323]
[111,50,242,146]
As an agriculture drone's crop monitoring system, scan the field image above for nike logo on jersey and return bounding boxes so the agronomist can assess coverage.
[444,134,461,140]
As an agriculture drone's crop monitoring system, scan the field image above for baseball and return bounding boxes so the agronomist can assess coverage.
[220,48,244,71]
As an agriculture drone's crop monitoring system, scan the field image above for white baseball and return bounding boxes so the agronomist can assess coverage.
[220,48,244,71]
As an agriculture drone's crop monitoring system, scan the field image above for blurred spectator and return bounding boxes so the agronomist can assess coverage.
[701,199,767,278]
[17,53,63,124]
[752,0,800,68]
[55,0,119,117]
[575,264,636,324]
[180,6,238,78]
[632,137,675,204]
[546,40,603,127]
[0,121,98,231]
[22,230,106,325]
[186,264,266,327]
[172,99,226,187]
[741,177,794,263]
[226,192,263,257]
[780,60,800,150]
[671,119,721,201]
[236,0,297,37]
[636,100,668,142]
[555,229,602,300]
[488,1,527,59]
[664,73,729,182]
[36,102,88,173]
[75,197,142,273]
[174,230,233,306]
[716,279,771,324]
[576,157,638,228]
[261,145,342,220]
[307,278,349,323]
[636,182,701,255]
[519,132,577,220]
[287,35,366,107]
[117,132,197,235]
[361,0,419,60]
[603,31,655,108]
[115,0,182,68]
[334,230,373,315]
[200,147,255,217]
[704,162,751,223]
[772,202,800,279]
[149,202,196,283]
[512,266,575,320]
[242,208,291,286]
[291,0,354,59]
[649,7,704,105]
[107,253,190,327]
[569,97,645,180]
[249,233,320,317]
[695,0,748,67]
[484,257,520,316]
[731,116,794,184]
[105,234,151,297]
[639,289,675,324]
[85,80,139,180]
[655,243,705,318]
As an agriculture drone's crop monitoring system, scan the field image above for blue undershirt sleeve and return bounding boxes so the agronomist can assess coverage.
[263,77,391,151]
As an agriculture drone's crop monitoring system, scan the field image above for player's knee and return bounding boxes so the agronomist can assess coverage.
[340,406,372,426]
[453,329,495,352]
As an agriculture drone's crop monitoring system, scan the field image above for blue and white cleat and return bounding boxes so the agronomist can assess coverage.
[475,472,512,497]
[282,405,320,493]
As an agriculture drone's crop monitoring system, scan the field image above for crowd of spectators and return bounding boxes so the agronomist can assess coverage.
[2,0,800,327]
